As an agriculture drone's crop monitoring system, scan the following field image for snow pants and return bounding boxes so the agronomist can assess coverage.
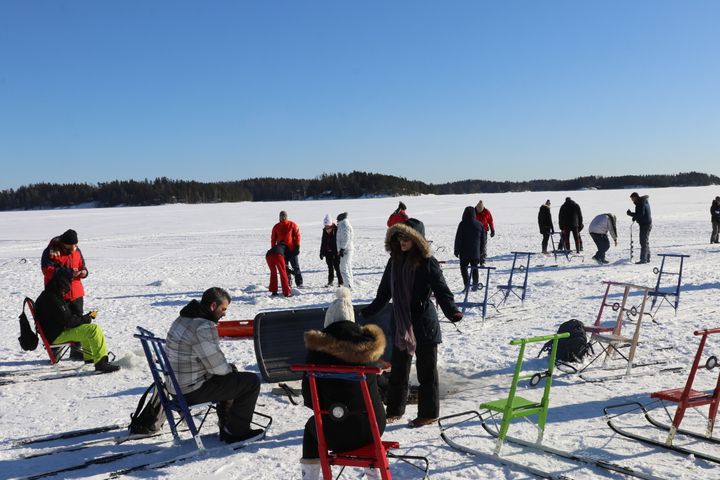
[267,253,291,296]
[590,232,610,261]
[184,371,260,437]
[339,250,353,289]
[324,254,342,285]
[459,257,480,288]
[386,343,439,419]
[479,229,488,265]
[288,253,303,287]
[639,223,652,263]
[52,323,108,363]
[712,220,720,243]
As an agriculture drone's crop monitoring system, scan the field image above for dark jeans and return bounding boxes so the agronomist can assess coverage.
[479,229,488,264]
[324,254,343,285]
[184,371,260,436]
[541,233,551,253]
[459,257,480,288]
[590,232,610,261]
[639,223,652,262]
[386,343,439,419]
[288,254,303,286]
[560,228,582,253]
[712,220,720,243]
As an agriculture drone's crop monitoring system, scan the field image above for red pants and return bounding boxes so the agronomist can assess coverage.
[267,254,291,296]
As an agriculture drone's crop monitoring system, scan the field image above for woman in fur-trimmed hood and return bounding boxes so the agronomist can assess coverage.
[362,218,462,429]
[300,288,387,477]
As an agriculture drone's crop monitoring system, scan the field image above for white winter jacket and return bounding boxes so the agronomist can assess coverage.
[336,219,354,252]
[589,214,617,241]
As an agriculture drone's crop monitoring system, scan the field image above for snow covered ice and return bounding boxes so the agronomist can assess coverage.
[1,186,720,479]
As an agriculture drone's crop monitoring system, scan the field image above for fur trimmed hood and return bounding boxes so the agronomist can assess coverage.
[384,223,432,259]
[304,323,386,364]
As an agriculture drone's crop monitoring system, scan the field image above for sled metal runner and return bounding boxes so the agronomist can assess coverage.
[604,402,720,465]
[14,423,126,446]
[0,367,100,386]
[438,411,665,480]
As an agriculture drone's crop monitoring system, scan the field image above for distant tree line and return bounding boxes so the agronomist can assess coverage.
[0,171,717,211]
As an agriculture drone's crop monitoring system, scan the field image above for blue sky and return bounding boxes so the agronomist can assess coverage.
[1,1,718,190]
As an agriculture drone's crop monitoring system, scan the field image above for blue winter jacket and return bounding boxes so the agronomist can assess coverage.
[631,195,652,225]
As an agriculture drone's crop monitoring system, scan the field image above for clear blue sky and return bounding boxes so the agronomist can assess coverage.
[1,1,718,190]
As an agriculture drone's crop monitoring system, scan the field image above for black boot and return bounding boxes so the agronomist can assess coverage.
[94,355,120,373]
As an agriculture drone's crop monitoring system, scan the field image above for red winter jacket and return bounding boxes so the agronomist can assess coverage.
[271,220,301,253]
[386,210,409,227]
[475,208,495,233]
[41,238,87,301]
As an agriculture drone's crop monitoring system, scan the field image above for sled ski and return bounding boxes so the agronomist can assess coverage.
[20,430,168,459]
[14,423,125,446]
[604,402,720,464]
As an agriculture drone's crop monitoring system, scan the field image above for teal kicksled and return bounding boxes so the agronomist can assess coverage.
[438,333,663,480]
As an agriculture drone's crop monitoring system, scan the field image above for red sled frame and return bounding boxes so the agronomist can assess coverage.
[24,297,78,365]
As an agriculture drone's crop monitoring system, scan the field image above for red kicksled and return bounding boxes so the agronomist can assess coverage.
[217,319,254,338]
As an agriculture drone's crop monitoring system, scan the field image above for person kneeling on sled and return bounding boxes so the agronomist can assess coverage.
[166,287,263,443]
[34,268,119,373]
[300,287,387,479]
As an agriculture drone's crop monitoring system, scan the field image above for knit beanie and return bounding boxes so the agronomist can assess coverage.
[59,229,78,245]
[323,214,332,226]
[324,287,355,328]
[398,201,407,211]
[475,200,484,212]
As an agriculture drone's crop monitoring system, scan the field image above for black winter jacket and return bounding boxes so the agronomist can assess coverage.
[629,195,652,225]
[538,204,554,234]
[320,225,339,258]
[34,277,91,343]
[302,322,387,449]
[454,206,483,260]
[559,199,583,230]
[711,201,720,223]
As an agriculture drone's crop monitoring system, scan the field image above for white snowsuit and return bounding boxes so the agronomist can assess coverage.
[336,219,354,289]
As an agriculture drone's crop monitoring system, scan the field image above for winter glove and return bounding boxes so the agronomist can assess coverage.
[626,209,633,217]
[490,230,495,238]
[294,247,300,256]
[81,311,96,324]
[88,310,98,319]
[450,311,463,323]
[339,249,345,257]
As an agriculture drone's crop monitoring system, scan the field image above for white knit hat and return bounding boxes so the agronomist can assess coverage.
[323,214,332,226]
[324,287,355,327]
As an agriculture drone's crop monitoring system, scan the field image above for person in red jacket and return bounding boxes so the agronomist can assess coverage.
[474,201,495,265]
[387,201,409,227]
[271,211,303,287]
[41,229,88,316]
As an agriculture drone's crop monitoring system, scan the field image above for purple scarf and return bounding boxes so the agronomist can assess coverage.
[391,254,417,355]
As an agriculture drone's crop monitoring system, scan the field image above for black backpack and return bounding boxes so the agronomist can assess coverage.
[539,319,593,364]
[129,384,166,435]
[18,297,39,351]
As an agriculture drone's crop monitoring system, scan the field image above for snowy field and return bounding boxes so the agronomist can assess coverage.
[1,186,720,480]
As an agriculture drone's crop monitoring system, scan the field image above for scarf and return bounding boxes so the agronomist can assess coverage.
[391,253,417,355]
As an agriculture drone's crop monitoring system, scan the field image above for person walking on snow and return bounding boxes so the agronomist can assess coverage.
[627,192,652,264]
[538,200,554,254]
[558,197,584,253]
[271,211,303,286]
[319,214,343,287]
[362,218,462,428]
[711,197,720,244]
[387,201,409,227]
[336,212,354,289]
[454,206,484,290]
[266,242,293,297]
[299,287,387,480]
[166,287,263,443]
[474,200,495,265]
[589,213,618,264]
[34,268,119,372]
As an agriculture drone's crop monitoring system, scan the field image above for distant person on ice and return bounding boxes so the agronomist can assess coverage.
[538,200,554,254]
[266,242,293,297]
[711,197,720,244]
[588,213,618,264]
[362,218,462,428]
[166,287,263,443]
[272,211,303,287]
[386,201,409,227]
[454,206,484,290]
[299,287,387,480]
[34,268,120,373]
[627,192,652,264]
[559,197,584,253]
[336,212,354,289]
[474,200,495,265]
[319,214,343,287]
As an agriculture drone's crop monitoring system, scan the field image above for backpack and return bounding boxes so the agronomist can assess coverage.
[18,298,39,351]
[538,319,593,364]
[129,384,166,435]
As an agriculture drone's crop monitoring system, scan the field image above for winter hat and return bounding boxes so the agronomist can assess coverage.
[337,212,348,222]
[404,218,426,238]
[323,214,332,226]
[59,229,78,245]
[324,287,355,328]
[398,201,407,211]
[475,200,484,211]
[630,192,639,199]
